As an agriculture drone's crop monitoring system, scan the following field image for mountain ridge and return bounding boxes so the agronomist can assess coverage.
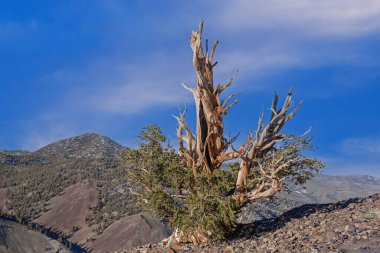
[1,133,379,253]
[0,132,128,165]
[34,132,127,160]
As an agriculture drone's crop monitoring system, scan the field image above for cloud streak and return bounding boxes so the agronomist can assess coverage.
[341,137,380,156]
[9,1,380,155]
[214,0,380,37]
[40,53,195,115]
[20,119,79,151]
[35,1,380,118]
[0,19,38,41]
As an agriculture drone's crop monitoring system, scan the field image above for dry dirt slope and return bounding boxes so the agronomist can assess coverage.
[34,179,98,234]
[123,194,380,253]
[32,180,170,252]
[0,218,70,253]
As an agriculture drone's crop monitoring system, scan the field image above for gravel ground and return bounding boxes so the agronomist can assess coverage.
[120,194,380,253]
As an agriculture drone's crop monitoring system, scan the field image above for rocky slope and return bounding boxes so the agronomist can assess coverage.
[122,194,380,253]
[0,218,70,253]
[0,133,171,253]
[1,133,380,253]
[0,133,126,166]
[33,132,127,160]
[33,179,98,234]
[90,214,171,253]
[281,174,380,203]
[238,173,380,224]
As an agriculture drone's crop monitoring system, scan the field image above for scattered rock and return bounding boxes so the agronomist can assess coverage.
[119,194,380,253]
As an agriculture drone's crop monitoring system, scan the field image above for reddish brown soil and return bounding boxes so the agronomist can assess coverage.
[0,188,10,214]
[90,214,170,253]
[33,179,98,233]
[70,224,99,247]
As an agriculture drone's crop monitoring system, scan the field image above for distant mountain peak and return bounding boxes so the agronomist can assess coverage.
[33,132,127,160]
[81,132,104,137]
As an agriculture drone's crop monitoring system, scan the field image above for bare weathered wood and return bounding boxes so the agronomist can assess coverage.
[175,20,305,203]
[170,20,317,244]
[175,20,236,177]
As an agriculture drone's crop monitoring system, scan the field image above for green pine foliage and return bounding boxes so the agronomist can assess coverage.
[171,170,241,240]
[124,125,323,241]
[124,125,241,240]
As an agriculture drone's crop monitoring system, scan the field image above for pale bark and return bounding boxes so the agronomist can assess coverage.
[176,20,237,177]
[175,20,304,202]
[170,20,311,245]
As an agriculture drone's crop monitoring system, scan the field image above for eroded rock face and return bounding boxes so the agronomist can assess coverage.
[33,179,98,234]
[90,214,171,253]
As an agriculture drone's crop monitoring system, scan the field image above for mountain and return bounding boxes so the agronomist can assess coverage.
[0,150,30,155]
[0,133,127,166]
[1,133,379,253]
[0,150,30,164]
[238,173,380,224]
[34,132,127,160]
[0,133,168,253]
[281,173,380,203]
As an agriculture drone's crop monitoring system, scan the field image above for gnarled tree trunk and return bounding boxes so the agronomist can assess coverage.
[176,21,302,203]
[177,21,238,177]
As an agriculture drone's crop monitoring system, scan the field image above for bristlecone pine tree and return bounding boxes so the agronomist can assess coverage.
[124,21,324,245]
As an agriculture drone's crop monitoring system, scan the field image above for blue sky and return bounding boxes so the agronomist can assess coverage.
[1,1,380,176]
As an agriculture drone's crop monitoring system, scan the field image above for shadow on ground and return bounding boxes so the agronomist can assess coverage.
[233,196,363,240]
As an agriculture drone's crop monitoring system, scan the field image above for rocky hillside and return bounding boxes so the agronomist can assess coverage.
[282,174,380,203]
[1,133,380,253]
[238,173,380,224]
[0,133,171,253]
[0,133,127,166]
[122,194,380,253]
[0,150,30,165]
[33,133,127,160]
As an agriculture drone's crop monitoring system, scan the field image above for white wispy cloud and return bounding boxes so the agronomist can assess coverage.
[85,65,191,114]
[0,19,38,40]
[216,45,303,80]
[23,0,380,146]
[341,137,380,155]
[316,155,380,177]
[213,0,380,37]
[36,1,380,118]
[39,52,195,115]
[327,161,380,177]
[20,119,79,151]
[318,136,380,177]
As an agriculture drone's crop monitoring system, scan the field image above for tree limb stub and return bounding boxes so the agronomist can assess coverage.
[176,21,309,204]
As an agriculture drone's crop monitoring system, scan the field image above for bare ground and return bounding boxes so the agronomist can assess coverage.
[33,179,98,234]
[122,194,380,253]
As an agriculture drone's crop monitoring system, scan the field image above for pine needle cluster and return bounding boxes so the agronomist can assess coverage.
[123,125,323,240]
